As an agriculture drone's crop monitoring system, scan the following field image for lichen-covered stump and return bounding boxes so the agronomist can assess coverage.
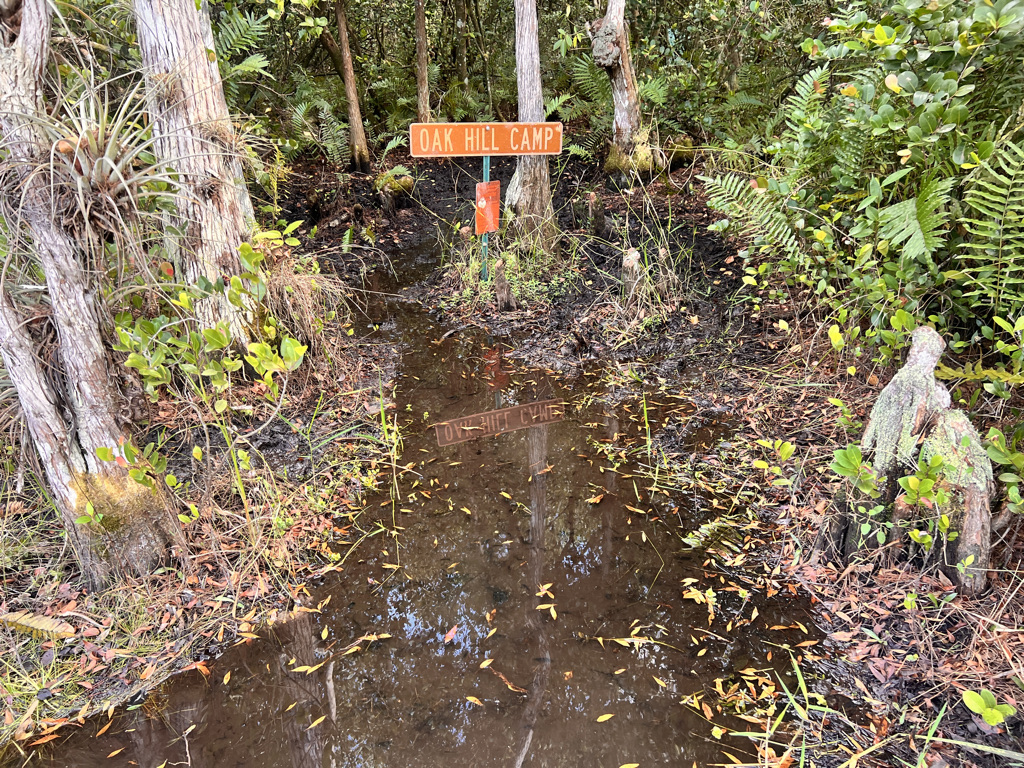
[838,328,950,558]
[861,326,951,500]
[920,410,994,594]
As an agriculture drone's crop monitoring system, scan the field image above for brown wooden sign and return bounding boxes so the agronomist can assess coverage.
[410,122,563,157]
[435,400,564,446]
[475,180,500,234]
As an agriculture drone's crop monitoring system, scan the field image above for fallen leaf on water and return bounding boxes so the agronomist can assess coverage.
[620,763,640,768]
[586,494,605,504]
[223,671,231,685]
[500,491,512,500]
[597,713,614,722]
[285,702,297,712]
[29,734,61,746]
[614,668,626,675]
[107,749,123,758]
[466,696,483,706]
[480,659,493,669]
[654,677,667,688]
[306,715,326,731]
[443,625,459,644]
[486,628,496,639]
[96,719,113,737]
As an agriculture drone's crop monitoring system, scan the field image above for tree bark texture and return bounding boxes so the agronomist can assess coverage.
[592,0,639,154]
[334,0,371,173]
[133,0,255,341]
[1,0,184,586]
[415,0,430,123]
[512,0,554,247]
[454,0,469,93]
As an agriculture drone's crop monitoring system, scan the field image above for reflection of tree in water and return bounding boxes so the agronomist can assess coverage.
[514,423,551,768]
[270,611,333,768]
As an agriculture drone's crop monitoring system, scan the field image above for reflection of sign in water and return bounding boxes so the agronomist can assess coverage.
[435,400,563,446]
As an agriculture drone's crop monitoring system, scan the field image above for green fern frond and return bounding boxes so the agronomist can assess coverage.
[569,55,612,105]
[878,175,953,273]
[782,66,829,143]
[959,140,1024,315]
[215,9,269,59]
[699,173,802,262]
[639,76,669,107]
[227,54,271,78]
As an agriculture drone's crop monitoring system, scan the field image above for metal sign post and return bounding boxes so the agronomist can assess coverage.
[482,154,490,281]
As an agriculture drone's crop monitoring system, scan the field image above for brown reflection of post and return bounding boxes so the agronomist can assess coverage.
[272,611,333,768]
[514,424,551,768]
[602,403,619,581]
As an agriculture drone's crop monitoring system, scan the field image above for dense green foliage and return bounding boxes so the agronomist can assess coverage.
[703,0,1024,378]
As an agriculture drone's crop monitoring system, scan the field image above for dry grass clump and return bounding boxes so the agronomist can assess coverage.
[264,254,350,345]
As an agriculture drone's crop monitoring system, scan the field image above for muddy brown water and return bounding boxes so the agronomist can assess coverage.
[38,243,820,767]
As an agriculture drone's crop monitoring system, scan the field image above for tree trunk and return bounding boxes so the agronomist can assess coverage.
[512,0,555,248]
[334,0,371,173]
[0,0,184,587]
[455,0,469,93]
[133,0,256,342]
[920,410,994,595]
[415,0,431,123]
[592,0,640,166]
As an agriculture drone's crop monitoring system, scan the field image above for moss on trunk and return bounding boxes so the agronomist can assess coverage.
[72,472,184,586]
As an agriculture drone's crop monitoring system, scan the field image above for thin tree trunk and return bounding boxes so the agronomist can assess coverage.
[512,0,555,248]
[469,0,494,115]
[415,0,431,123]
[592,0,639,154]
[0,0,184,587]
[334,0,371,172]
[133,0,255,342]
[455,0,469,93]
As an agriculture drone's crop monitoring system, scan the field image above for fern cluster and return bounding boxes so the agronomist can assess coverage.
[701,0,1024,370]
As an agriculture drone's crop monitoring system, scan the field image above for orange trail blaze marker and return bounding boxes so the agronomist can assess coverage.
[475,181,500,235]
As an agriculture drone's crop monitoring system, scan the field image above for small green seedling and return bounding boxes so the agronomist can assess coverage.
[963,689,1016,726]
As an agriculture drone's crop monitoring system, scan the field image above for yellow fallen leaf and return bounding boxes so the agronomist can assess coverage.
[500,491,512,500]
[306,715,326,731]
[107,749,123,758]
[285,702,297,712]
[654,677,667,688]
[222,671,231,685]
[480,659,493,669]
[597,713,614,722]
[619,764,640,768]
[466,696,483,706]
[614,668,626,675]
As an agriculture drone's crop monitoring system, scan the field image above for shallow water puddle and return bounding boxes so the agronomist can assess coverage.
[40,258,819,768]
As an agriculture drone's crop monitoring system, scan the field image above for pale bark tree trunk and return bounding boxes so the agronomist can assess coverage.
[133,0,255,342]
[334,0,371,172]
[454,0,469,94]
[592,0,639,155]
[0,0,184,587]
[414,0,430,123]
[511,0,555,248]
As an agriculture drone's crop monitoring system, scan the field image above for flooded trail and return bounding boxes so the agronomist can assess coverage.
[40,242,818,768]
